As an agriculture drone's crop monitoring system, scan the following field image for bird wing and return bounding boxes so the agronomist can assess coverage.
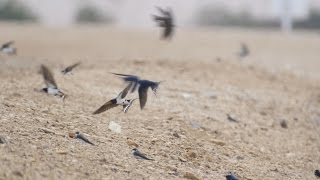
[67,62,81,71]
[93,99,117,114]
[134,150,153,160]
[76,133,94,145]
[110,72,134,77]
[41,65,58,88]
[2,41,14,49]
[156,6,168,16]
[117,82,132,99]
[138,85,149,110]
[164,26,171,39]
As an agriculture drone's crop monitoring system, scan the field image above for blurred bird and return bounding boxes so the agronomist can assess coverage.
[315,170,320,178]
[132,148,154,160]
[110,73,163,110]
[40,65,66,100]
[0,41,17,55]
[152,7,174,40]
[226,172,238,180]
[61,62,81,75]
[237,43,250,59]
[93,83,138,114]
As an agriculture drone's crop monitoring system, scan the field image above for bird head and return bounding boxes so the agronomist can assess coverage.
[151,81,164,96]
[41,88,48,93]
[132,148,138,153]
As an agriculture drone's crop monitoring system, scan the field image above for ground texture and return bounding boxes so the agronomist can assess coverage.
[0,24,320,180]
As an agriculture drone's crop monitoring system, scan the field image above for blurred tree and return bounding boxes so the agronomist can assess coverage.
[0,0,37,21]
[75,5,113,24]
[295,9,320,30]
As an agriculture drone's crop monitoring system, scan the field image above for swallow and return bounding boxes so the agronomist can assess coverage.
[152,7,174,40]
[93,83,138,114]
[110,73,163,110]
[40,65,66,100]
[61,62,81,75]
[75,132,94,145]
[0,41,17,55]
[226,172,238,180]
[237,43,250,59]
[132,148,154,160]
[315,170,320,178]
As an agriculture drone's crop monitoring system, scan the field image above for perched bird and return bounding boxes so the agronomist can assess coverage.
[61,62,81,75]
[237,43,250,59]
[93,83,138,114]
[315,170,320,178]
[0,41,16,55]
[111,73,163,110]
[132,148,154,160]
[152,7,174,40]
[40,65,66,100]
[226,172,238,180]
[75,132,94,145]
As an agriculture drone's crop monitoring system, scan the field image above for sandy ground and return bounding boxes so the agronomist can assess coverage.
[0,24,320,180]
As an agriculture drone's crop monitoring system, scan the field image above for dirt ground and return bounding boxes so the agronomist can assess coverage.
[0,24,320,180]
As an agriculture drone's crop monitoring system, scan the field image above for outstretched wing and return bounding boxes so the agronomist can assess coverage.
[41,65,57,88]
[163,24,173,39]
[117,82,132,99]
[138,85,149,110]
[67,62,81,70]
[110,72,139,80]
[93,99,117,114]
[1,41,14,49]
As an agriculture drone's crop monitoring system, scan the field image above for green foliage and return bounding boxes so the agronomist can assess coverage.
[75,5,113,24]
[0,0,37,21]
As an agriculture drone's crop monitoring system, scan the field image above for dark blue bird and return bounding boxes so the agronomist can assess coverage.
[110,73,163,110]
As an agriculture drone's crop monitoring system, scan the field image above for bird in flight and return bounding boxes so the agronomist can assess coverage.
[132,148,154,160]
[93,83,138,114]
[152,6,174,40]
[40,65,66,100]
[61,62,81,75]
[236,43,250,59]
[0,41,17,55]
[110,73,163,110]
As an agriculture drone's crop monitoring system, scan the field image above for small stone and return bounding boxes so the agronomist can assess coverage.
[280,120,288,129]
[181,93,193,99]
[172,132,180,138]
[108,121,121,133]
[227,114,239,123]
[12,170,23,177]
[187,151,196,159]
[0,136,7,144]
[126,138,139,147]
[211,139,226,146]
[183,172,201,180]
[69,132,76,138]
[179,156,187,162]
[56,150,68,154]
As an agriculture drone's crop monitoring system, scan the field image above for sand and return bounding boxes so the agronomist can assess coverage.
[0,24,320,180]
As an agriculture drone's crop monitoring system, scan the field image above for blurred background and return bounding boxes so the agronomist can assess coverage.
[0,0,319,31]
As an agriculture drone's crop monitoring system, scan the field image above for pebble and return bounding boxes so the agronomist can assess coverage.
[183,172,202,180]
[108,121,121,133]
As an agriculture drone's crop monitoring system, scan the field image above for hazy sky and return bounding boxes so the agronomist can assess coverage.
[19,0,318,27]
